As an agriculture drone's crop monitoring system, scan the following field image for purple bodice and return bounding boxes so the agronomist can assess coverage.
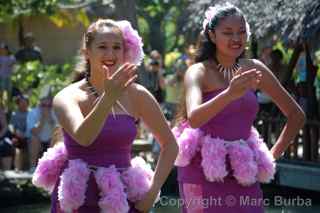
[200,88,259,140]
[178,88,259,183]
[63,114,137,168]
[51,114,140,213]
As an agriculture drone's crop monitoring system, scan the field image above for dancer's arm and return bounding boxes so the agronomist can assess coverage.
[186,63,261,128]
[254,59,306,159]
[133,84,178,212]
[53,64,137,146]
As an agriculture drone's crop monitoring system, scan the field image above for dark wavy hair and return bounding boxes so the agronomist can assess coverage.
[175,3,250,123]
[196,3,250,63]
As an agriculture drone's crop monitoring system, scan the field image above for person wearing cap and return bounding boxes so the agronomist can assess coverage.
[15,32,42,63]
[144,51,165,103]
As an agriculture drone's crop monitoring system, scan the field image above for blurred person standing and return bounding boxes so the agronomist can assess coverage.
[163,57,188,121]
[0,42,16,108]
[144,50,165,103]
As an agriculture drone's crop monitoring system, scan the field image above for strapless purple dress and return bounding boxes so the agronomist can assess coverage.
[51,114,140,213]
[178,89,264,213]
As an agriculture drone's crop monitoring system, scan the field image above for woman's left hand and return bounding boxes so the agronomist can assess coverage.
[134,188,158,212]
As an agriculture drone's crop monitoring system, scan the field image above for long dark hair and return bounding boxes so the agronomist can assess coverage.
[175,3,250,123]
[196,3,250,63]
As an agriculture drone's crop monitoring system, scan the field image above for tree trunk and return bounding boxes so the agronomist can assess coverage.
[114,0,138,29]
[251,34,258,59]
[283,41,303,94]
[149,18,165,55]
[18,16,25,47]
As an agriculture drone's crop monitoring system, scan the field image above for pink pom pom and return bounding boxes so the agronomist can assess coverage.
[58,159,91,212]
[172,121,190,138]
[201,136,228,182]
[95,166,129,213]
[116,20,144,65]
[255,144,276,183]
[172,126,183,139]
[175,128,203,167]
[122,157,154,202]
[32,143,67,192]
[247,128,275,183]
[247,127,262,144]
[228,141,258,186]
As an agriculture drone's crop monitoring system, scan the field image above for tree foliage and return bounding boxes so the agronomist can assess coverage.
[0,0,91,27]
[0,0,58,22]
[11,61,73,106]
[136,0,190,54]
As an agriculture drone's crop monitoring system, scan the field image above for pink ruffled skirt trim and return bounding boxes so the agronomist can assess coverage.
[173,123,275,186]
[33,144,157,213]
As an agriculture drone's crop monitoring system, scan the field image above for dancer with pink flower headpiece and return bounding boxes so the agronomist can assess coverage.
[32,19,178,213]
[173,2,305,213]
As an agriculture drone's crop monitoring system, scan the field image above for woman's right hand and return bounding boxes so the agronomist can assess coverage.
[226,68,262,101]
[103,63,137,99]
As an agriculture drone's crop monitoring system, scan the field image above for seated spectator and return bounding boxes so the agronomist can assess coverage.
[26,91,57,171]
[0,107,14,170]
[9,95,30,171]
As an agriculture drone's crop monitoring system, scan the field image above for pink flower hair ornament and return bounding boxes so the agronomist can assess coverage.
[116,20,145,65]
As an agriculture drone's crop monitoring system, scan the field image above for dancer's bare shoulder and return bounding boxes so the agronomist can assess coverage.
[239,58,272,73]
[54,80,87,107]
[126,83,152,103]
[185,62,206,79]
[184,62,206,88]
[53,80,91,120]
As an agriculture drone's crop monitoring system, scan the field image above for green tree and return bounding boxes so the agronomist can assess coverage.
[0,0,90,46]
[11,61,73,107]
[136,0,190,55]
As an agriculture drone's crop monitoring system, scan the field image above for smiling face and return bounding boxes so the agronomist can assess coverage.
[84,25,125,77]
[209,15,247,59]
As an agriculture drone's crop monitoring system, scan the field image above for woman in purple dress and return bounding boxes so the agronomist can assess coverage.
[32,19,178,213]
[173,3,305,213]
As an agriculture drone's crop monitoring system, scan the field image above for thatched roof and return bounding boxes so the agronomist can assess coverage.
[185,0,320,44]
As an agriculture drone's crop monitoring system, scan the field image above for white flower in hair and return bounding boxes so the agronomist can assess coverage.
[202,3,251,42]
[202,6,217,30]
